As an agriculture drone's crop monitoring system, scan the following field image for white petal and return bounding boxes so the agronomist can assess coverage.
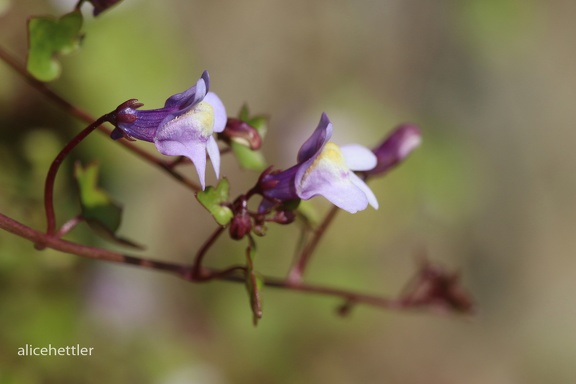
[203,92,227,133]
[340,144,377,171]
[295,152,372,213]
[206,135,221,179]
[398,131,422,158]
[154,138,207,190]
[349,172,379,209]
[298,170,369,213]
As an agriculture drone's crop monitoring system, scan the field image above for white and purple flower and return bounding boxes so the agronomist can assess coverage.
[260,113,379,214]
[110,71,227,190]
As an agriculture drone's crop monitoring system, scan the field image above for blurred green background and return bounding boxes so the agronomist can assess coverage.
[1,0,576,382]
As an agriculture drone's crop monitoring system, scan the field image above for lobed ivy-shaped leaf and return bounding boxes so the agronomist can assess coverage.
[231,105,268,171]
[27,10,84,82]
[197,178,233,226]
[74,162,141,248]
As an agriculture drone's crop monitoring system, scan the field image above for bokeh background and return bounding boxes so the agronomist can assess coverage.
[1,0,575,382]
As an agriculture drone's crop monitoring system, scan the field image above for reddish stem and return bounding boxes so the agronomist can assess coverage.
[190,226,226,280]
[55,215,84,238]
[0,46,201,192]
[43,115,110,240]
[287,205,339,284]
[0,212,462,313]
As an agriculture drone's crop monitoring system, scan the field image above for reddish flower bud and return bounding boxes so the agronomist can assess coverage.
[229,211,252,240]
[365,123,421,177]
[219,118,262,150]
[271,209,296,225]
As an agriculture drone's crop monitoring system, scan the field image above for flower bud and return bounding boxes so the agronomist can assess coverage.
[229,211,252,240]
[271,209,296,225]
[219,118,262,150]
[365,123,421,177]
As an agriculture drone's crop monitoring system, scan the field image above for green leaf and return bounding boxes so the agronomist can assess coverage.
[74,162,141,248]
[244,240,263,326]
[27,10,84,82]
[230,142,267,171]
[247,115,268,138]
[238,104,250,122]
[197,178,233,226]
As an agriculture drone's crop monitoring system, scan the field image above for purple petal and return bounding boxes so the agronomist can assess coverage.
[154,111,210,189]
[340,144,377,171]
[296,112,333,163]
[163,71,209,111]
[153,89,224,189]
[259,165,300,202]
[116,108,168,142]
[110,127,124,140]
[156,98,216,144]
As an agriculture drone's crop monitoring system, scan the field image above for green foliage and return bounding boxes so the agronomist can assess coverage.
[231,105,268,171]
[231,142,267,171]
[27,10,84,82]
[74,162,140,248]
[197,178,234,226]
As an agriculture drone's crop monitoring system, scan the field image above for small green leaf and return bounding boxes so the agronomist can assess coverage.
[247,115,268,139]
[197,178,233,226]
[238,104,250,122]
[27,10,83,82]
[244,240,263,326]
[74,162,141,248]
[231,142,267,171]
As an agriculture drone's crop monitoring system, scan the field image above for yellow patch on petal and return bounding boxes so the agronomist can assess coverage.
[319,142,347,166]
[191,101,215,135]
[302,142,348,181]
[170,101,215,136]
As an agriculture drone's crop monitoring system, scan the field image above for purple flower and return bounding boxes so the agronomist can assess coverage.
[260,113,378,214]
[111,71,227,190]
[365,123,421,177]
